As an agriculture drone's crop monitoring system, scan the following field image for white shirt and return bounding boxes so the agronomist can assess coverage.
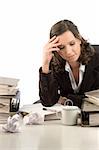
[65,62,85,93]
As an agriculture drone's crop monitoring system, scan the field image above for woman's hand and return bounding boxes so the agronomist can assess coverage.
[58,96,68,105]
[42,36,61,73]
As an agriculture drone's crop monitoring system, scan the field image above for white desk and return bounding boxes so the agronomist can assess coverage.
[0,120,99,150]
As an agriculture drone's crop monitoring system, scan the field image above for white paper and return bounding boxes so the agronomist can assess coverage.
[2,114,21,133]
[23,112,44,125]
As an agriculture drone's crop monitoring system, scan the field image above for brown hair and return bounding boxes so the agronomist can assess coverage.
[49,20,95,72]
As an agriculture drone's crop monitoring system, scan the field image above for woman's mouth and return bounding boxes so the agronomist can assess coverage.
[68,55,75,60]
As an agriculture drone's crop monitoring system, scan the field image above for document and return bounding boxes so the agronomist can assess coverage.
[85,89,99,106]
[81,90,99,126]
[81,100,99,126]
[19,103,62,121]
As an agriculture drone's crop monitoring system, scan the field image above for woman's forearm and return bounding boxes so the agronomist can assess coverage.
[39,70,60,106]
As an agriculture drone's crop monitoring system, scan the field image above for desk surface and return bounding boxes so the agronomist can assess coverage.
[0,120,99,150]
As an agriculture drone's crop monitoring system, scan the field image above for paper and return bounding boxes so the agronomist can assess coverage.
[85,89,99,105]
[81,100,99,126]
[19,103,62,121]
[0,76,19,87]
[2,114,21,133]
[23,112,44,125]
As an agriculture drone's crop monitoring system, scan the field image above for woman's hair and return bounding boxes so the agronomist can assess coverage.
[49,20,95,72]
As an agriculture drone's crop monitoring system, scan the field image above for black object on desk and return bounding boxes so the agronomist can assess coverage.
[10,90,20,113]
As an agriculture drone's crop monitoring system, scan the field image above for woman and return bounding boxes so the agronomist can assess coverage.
[39,19,99,108]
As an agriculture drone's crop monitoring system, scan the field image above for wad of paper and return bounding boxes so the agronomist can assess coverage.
[2,114,21,133]
[23,112,44,125]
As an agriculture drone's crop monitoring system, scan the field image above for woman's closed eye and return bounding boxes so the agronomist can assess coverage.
[58,45,65,50]
[70,41,75,46]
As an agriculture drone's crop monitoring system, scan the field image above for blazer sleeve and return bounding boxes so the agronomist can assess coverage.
[39,67,60,106]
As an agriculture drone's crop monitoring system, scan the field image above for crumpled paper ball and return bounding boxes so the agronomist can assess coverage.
[2,114,21,133]
[23,112,44,125]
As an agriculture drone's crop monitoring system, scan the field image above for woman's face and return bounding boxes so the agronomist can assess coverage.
[57,31,81,63]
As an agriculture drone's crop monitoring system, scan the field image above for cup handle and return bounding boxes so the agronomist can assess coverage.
[64,99,73,106]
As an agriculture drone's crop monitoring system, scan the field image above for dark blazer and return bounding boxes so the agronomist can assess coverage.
[39,45,99,108]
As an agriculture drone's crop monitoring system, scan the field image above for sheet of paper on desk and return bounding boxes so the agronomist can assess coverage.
[19,103,62,120]
[85,89,99,106]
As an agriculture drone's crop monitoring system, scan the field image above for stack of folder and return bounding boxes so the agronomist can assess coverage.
[0,76,20,124]
[81,89,99,126]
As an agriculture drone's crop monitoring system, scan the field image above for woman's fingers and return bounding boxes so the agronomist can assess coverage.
[49,36,61,44]
[48,47,60,53]
[48,36,56,43]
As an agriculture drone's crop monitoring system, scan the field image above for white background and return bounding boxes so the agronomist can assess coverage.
[0,0,98,106]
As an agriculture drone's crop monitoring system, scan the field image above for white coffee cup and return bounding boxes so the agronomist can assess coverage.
[61,106,80,125]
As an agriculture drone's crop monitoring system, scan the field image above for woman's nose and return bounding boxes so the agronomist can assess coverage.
[65,46,73,55]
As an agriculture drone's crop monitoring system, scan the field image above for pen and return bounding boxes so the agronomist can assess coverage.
[42,107,57,112]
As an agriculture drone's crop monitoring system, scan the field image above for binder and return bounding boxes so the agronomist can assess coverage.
[81,100,99,126]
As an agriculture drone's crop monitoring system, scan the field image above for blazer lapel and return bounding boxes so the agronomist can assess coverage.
[79,65,94,92]
[79,63,99,93]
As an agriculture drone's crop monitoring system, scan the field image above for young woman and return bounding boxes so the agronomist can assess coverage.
[39,20,99,108]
